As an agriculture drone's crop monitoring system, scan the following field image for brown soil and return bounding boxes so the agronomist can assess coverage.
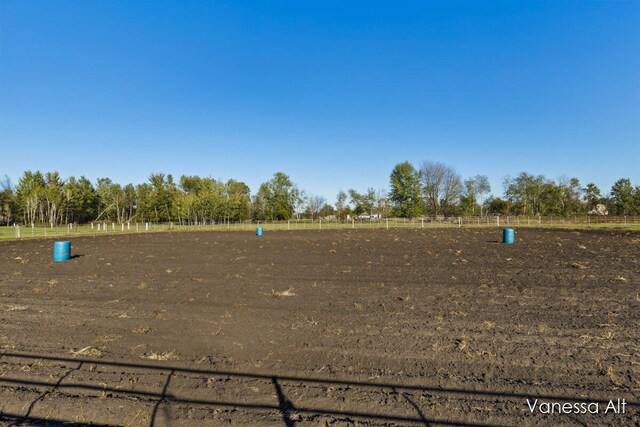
[0,228,639,426]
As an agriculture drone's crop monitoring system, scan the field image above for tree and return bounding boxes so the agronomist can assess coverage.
[253,173,301,220]
[15,170,46,225]
[583,183,603,212]
[305,194,326,220]
[335,190,348,220]
[460,175,491,216]
[0,175,17,225]
[375,189,389,218]
[556,176,582,216]
[388,161,423,218]
[348,188,376,215]
[419,161,462,216]
[224,179,251,221]
[318,203,335,218]
[485,197,512,216]
[504,172,547,215]
[610,178,635,215]
[147,173,178,222]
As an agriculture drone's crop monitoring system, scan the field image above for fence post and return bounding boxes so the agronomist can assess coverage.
[458,217,461,228]
[16,225,20,239]
[496,216,499,227]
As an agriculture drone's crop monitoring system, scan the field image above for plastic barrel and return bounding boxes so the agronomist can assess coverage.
[502,228,515,244]
[53,241,71,262]
[256,227,263,237]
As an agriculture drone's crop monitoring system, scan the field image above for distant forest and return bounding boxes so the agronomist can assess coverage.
[0,160,638,226]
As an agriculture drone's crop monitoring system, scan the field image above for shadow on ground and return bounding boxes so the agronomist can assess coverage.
[1,352,638,427]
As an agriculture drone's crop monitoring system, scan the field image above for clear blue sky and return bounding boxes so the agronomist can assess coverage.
[1,0,638,201]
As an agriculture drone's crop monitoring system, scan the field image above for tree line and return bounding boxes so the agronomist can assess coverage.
[0,162,638,226]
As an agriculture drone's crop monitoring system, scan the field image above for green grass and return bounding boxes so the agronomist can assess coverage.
[1,217,639,241]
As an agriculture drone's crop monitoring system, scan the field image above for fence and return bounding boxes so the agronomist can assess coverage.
[1,215,639,241]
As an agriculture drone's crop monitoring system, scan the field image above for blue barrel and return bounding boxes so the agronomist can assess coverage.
[256,227,263,237]
[502,228,515,244]
[53,241,71,262]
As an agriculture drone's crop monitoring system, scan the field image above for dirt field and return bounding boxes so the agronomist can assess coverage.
[0,228,638,426]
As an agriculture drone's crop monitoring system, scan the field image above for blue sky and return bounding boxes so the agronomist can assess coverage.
[1,0,638,201]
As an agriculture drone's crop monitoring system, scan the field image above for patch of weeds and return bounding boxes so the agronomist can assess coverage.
[71,346,103,358]
[481,321,496,330]
[6,304,28,311]
[152,310,166,320]
[456,336,469,352]
[431,342,446,352]
[267,287,296,298]
[143,351,178,361]
[597,331,616,340]
[95,334,121,343]
[604,366,623,387]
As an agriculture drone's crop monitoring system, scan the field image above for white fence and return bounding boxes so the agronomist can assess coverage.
[2,215,639,241]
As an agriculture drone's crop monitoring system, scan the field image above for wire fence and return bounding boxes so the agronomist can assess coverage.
[1,215,639,241]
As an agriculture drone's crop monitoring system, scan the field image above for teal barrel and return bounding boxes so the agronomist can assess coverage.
[256,227,263,237]
[53,241,71,262]
[502,228,515,244]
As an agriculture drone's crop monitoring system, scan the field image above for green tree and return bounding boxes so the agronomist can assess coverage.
[224,179,251,221]
[253,173,301,220]
[583,183,602,212]
[556,177,583,216]
[504,172,547,215]
[147,173,178,222]
[610,178,634,215]
[389,161,423,218]
[15,170,46,224]
[348,188,376,215]
[0,175,17,225]
[485,197,512,216]
[460,175,491,216]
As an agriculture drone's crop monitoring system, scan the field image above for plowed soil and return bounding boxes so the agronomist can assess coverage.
[0,228,639,426]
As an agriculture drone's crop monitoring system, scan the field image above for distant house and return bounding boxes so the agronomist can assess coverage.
[356,213,381,220]
[588,204,608,215]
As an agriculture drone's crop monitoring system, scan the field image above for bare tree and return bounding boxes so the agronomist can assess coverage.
[335,190,347,220]
[0,175,12,191]
[420,161,462,216]
[306,194,326,220]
